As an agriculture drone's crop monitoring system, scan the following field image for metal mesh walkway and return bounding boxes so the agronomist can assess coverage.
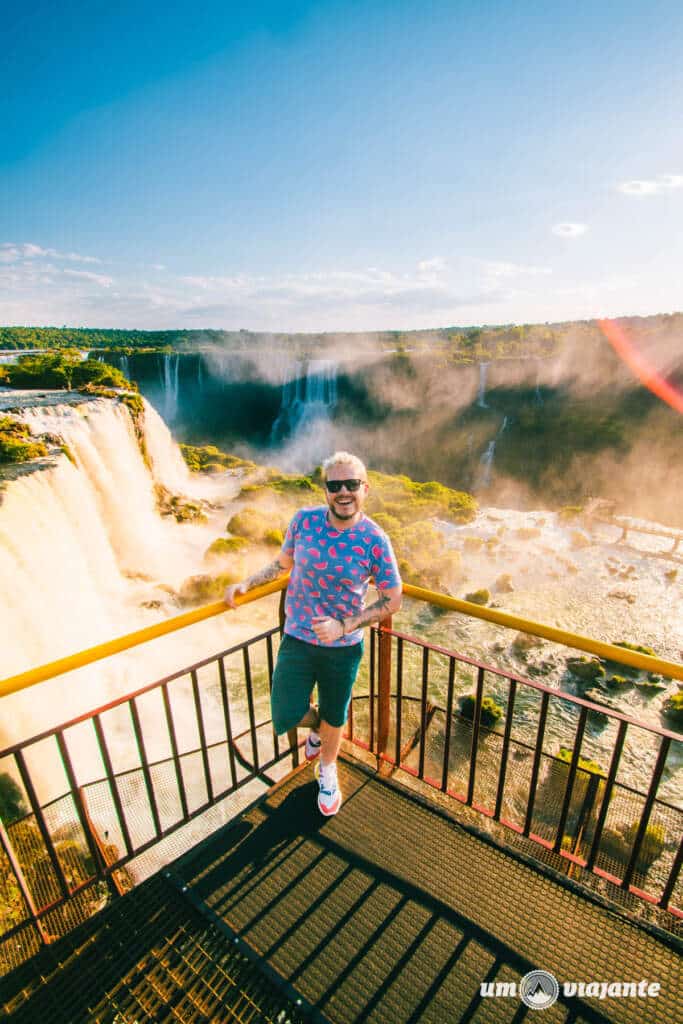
[2,756,681,1023]
[177,757,681,1024]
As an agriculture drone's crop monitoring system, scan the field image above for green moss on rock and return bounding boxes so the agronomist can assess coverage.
[458,694,503,728]
[181,444,255,474]
[662,692,683,727]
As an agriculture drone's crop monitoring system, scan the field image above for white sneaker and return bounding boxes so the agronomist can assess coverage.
[305,731,321,762]
[317,760,342,816]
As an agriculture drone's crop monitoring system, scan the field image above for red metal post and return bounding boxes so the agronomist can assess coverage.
[377,616,393,762]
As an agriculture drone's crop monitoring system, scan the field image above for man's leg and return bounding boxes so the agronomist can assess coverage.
[314,641,364,816]
[318,719,343,766]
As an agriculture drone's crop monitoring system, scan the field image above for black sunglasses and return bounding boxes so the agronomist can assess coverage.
[325,478,364,493]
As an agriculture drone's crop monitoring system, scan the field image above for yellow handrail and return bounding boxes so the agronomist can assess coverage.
[0,577,289,699]
[2,576,682,699]
[402,583,683,681]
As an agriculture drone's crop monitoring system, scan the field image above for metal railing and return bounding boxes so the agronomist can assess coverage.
[0,624,293,973]
[1,578,682,977]
[352,598,682,920]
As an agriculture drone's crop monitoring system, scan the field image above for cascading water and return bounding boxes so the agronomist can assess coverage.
[269,359,339,469]
[476,415,508,489]
[0,395,247,752]
[477,362,490,408]
[161,353,181,423]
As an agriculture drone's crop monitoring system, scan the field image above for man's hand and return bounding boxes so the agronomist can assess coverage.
[224,581,248,608]
[311,616,344,644]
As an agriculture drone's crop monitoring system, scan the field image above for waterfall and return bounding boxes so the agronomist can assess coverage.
[120,354,130,381]
[475,415,508,490]
[143,401,194,495]
[477,362,490,408]
[270,359,338,445]
[161,353,181,423]
[0,395,241,751]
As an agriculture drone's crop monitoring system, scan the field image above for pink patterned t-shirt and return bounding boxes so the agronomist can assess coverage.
[282,506,401,647]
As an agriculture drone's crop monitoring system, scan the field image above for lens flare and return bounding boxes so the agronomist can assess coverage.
[597,318,683,414]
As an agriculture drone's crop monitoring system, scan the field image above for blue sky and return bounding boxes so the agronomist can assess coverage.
[2,0,682,331]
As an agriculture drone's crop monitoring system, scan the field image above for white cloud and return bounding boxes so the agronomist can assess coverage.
[63,269,113,288]
[0,241,101,264]
[617,175,683,196]
[552,222,588,239]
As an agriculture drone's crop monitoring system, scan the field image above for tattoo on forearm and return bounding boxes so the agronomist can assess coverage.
[347,592,392,631]
[246,559,287,590]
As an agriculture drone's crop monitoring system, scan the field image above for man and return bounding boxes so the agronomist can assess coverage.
[224,451,402,816]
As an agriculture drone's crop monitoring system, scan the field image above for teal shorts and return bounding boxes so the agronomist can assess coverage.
[270,633,365,733]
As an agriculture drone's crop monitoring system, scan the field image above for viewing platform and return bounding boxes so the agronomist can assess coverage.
[1,582,681,1022]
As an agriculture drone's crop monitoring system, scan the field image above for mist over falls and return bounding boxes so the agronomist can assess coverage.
[101,344,683,527]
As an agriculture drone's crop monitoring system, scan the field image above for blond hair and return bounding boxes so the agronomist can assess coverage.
[322,451,367,481]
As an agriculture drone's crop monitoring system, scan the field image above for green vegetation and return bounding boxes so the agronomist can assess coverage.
[464,588,490,605]
[662,692,683,727]
[605,674,633,689]
[205,536,249,560]
[366,470,477,525]
[180,444,255,474]
[0,351,134,391]
[599,823,666,874]
[154,485,207,524]
[555,746,604,776]
[613,641,656,657]
[227,507,287,543]
[558,505,584,521]
[0,773,26,824]
[535,747,606,831]
[0,416,48,465]
[179,571,241,605]
[458,693,504,729]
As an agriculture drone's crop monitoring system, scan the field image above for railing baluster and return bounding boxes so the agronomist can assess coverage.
[217,657,238,788]
[0,815,48,942]
[55,731,116,895]
[242,645,260,772]
[161,681,189,821]
[466,666,485,805]
[622,736,671,889]
[523,691,550,836]
[395,636,404,768]
[377,617,392,761]
[494,679,517,820]
[191,669,213,803]
[266,633,280,760]
[553,706,589,852]
[129,697,162,839]
[441,657,456,792]
[418,647,430,779]
[369,626,376,749]
[585,720,627,872]
[659,833,683,910]
[14,748,71,900]
[92,715,134,858]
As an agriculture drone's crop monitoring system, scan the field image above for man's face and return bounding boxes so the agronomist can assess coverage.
[324,462,369,523]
